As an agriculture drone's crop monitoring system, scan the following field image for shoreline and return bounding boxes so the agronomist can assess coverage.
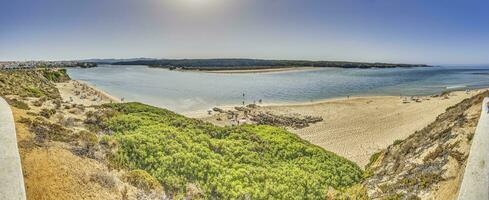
[182,91,470,118]
[64,78,486,117]
[55,80,121,106]
[176,66,321,74]
[75,80,122,103]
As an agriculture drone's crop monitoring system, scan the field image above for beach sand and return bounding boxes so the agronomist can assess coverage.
[197,90,485,167]
[56,80,121,106]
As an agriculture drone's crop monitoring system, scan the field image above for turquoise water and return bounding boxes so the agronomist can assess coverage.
[67,65,489,113]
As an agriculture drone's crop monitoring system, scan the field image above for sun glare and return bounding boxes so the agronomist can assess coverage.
[181,0,218,8]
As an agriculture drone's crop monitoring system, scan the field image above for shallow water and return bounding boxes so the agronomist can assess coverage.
[67,65,489,113]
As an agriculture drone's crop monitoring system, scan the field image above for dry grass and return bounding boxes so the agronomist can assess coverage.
[13,108,121,199]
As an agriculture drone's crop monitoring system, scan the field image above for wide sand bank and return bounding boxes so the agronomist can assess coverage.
[197,90,484,167]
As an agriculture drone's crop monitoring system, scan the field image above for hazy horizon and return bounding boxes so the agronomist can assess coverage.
[1,0,489,65]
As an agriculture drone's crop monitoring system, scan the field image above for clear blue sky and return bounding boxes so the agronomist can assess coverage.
[1,0,488,64]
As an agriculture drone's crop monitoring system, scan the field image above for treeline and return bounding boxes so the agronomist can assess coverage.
[112,58,430,70]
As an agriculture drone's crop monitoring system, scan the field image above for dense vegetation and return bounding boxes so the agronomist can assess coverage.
[112,58,429,70]
[90,103,364,199]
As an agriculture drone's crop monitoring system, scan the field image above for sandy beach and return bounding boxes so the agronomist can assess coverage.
[197,90,485,167]
[56,80,121,106]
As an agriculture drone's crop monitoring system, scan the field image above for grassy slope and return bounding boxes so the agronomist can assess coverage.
[0,69,131,199]
[0,69,68,99]
[94,102,364,199]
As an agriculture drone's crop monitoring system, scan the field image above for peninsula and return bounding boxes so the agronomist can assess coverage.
[111,58,430,71]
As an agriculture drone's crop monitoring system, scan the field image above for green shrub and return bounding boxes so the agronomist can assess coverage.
[97,103,363,199]
[29,119,73,143]
[366,151,383,169]
[41,68,69,82]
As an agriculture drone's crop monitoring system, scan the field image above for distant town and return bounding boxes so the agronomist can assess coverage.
[0,61,96,70]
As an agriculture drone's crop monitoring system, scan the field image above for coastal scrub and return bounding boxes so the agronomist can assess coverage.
[90,102,364,199]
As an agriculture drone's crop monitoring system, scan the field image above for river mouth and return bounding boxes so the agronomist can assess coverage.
[66,65,489,113]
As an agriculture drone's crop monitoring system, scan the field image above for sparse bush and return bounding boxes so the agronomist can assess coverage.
[399,173,443,190]
[91,171,117,189]
[53,99,62,109]
[326,184,368,200]
[366,151,383,169]
[99,135,117,148]
[29,119,73,143]
[32,98,44,107]
[39,108,56,119]
[467,132,475,142]
[6,98,30,110]
[58,116,77,127]
[449,150,466,165]
[75,130,98,146]
[124,170,161,192]
[84,109,119,132]
[72,130,99,158]
[18,117,32,124]
[423,146,444,162]
[185,183,204,200]
[24,86,44,97]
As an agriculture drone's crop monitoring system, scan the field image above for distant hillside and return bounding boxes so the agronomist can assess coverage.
[112,58,430,70]
[78,58,155,64]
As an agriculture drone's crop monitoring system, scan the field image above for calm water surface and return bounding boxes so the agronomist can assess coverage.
[67,65,489,113]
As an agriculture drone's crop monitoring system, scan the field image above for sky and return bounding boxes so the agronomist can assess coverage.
[1,0,488,64]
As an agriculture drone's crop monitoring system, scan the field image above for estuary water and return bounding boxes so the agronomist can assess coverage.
[67,65,489,113]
